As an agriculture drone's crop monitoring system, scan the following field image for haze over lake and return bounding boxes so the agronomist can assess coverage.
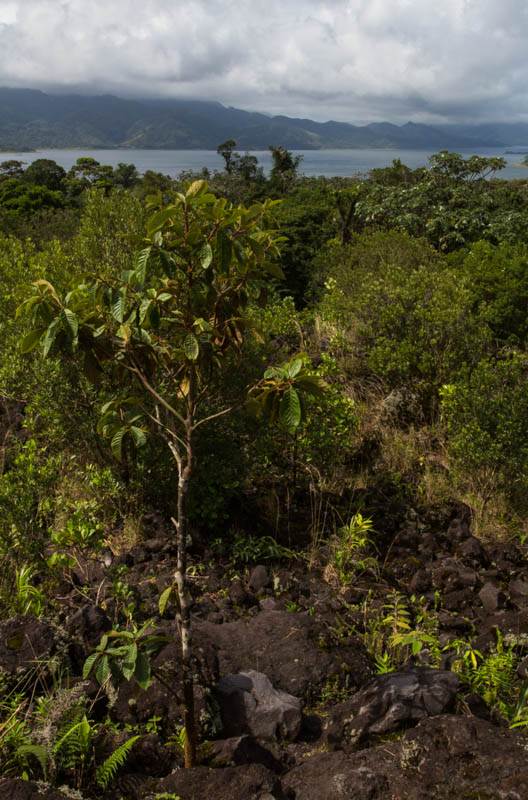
[2,148,527,180]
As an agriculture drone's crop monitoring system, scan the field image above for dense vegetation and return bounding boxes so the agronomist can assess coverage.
[3,147,528,794]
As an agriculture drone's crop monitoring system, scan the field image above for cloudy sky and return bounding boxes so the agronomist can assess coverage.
[1,0,527,124]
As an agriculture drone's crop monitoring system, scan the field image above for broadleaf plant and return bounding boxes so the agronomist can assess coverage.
[18,181,325,766]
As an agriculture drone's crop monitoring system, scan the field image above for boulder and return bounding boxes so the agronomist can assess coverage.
[151,763,285,800]
[282,748,394,800]
[478,581,507,613]
[324,667,459,749]
[248,565,270,593]
[195,610,371,701]
[215,670,301,741]
[397,714,528,799]
[284,715,528,800]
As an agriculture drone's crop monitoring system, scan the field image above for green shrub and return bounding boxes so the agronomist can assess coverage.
[441,352,528,507]
[455,240,528,346]
[318,232,490,393]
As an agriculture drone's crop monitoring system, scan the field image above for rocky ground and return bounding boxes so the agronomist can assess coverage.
[3,499,528,799]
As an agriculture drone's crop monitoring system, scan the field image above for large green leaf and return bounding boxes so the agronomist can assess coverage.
[280,386,302,433]
[82,651,100,679]
[158,586,174,616]
[200,243,213,269]
[262,261,285,280]
[136,246,151,282]
[95,654,110,685]
[146,207,176,237]
[184,333,199,361]
[121,643,138,681]
[134,651,151,689]
[130,426,147,448]
[110,427,126,460]
[20,328,44,354]
[42,318,60,357]
[186,180,207,200]
[288,356,304,379]
[112,290,126,323]
[216,231,232,273]
[60,308,78,340]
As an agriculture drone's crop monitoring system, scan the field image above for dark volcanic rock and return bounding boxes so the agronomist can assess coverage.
[195,610,371,701]
[151,763,285,800]
[284,714,528,800]
[324,667,459,749]
[0,780,76,800]
[0,615,56,676]
[478,581,507,613]
[66,603,111,670]
[209,735,284,772]
[283,749,393,800]
[396,714,528,799]
[248,565,270,593]
[215,670,302,742]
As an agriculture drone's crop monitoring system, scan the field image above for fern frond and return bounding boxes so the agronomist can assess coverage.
[54,709,93,772]
[96,735,139,790]
[17,744,49,779]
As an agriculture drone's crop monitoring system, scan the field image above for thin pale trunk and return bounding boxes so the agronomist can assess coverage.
[173,371,197,768]
[173,456,197,767]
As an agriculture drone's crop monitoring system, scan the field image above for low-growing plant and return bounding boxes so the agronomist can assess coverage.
[83,619,169,691]
[230,532,296,563]
[326,513,378,584]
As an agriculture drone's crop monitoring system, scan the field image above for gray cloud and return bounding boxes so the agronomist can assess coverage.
[1,0,527,123]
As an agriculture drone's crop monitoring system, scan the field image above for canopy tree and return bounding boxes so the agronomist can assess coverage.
[18,180,326,765]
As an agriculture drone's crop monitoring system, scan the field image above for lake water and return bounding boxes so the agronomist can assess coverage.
[2,147,528,180]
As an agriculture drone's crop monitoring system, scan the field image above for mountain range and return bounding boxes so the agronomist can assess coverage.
[1,87,528,151]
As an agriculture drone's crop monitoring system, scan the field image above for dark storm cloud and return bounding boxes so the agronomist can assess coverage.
[1,0,528,123]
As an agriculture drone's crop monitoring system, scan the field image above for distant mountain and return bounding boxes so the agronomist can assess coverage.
[0,87,526,151]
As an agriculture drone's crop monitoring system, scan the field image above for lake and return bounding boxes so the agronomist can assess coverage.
[2,147,528,180]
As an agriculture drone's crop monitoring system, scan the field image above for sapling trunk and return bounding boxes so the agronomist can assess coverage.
[172,458,197,767]
[171,376,197,768]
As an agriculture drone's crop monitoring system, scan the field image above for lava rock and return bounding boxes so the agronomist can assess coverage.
[209,735,284,772]
[0,615,56,676]
[478,581,507,613]
[248,565,270,593]
[324,667,459,749]
[0,780,77,800]
[152,763,284,800]
[195,610,371,701]
[215,670,302,742]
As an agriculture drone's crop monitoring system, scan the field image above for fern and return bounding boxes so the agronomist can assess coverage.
[54,714,92,772]
[53,703,91,773]
[96,735,139,790]
[16,744,49,780]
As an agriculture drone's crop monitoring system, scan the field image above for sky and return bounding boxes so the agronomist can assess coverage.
[1,0,528,125]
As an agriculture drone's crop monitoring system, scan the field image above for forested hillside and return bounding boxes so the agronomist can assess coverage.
[3,147,528,799]
[2,86,527,150]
